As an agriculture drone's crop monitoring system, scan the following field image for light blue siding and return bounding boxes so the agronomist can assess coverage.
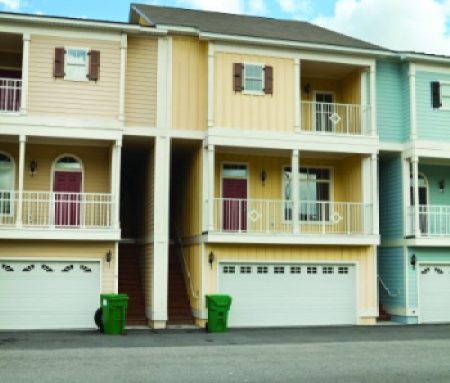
[379,155,404,239]
[378,247,406,310]
[416,70,450,140]
[376,60,409,142]
[419,164,450,205]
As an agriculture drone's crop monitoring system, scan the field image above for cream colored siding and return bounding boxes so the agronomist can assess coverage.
[172,37,208,131]
[125,36,157,127]
[214,52,294,132]
[0,241,116,292]
[28,35,120,119]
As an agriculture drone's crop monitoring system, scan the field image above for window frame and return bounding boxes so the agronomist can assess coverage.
[242,62,265,96]
[438,81,450,111]
[0,151,15,217]
[64,47,90,82]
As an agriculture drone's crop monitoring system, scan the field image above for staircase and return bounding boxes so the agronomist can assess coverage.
[118,244,147,326]
[168,244,195,325]
[378,304,391,321]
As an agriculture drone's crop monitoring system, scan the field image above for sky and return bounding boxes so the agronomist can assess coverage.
[1,0,450,55]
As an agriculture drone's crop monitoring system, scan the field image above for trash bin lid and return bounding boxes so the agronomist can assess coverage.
[207,294,232,307]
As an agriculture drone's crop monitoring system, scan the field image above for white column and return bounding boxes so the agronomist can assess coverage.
[291,150,300,233]
[412,155,420,237]
[371,153,379,235]
[114,242,119,294]
[156,37,172,130]
[409,63,417,141]
[402,157,411,236]
[369,64,377,137]
[20,33,31,115]
[360,69,369,135]
[207,44,215,129]
[16,135,26,227]
[294,59,301,132]
[207,144,215,231]
[361,155,372,234]
[201,144,209,232]
[118,33,127,122]
[152,136,171,328]
[111,140,122,229]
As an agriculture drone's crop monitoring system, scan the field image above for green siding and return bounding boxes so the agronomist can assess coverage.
[378,247,406,310]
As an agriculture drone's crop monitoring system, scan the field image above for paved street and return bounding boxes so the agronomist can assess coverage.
[1,325,450,382]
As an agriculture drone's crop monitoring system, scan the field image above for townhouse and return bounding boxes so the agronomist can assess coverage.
[378,54,450,324]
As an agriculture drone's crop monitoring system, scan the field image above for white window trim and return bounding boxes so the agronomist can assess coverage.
[437,81,450,111]
[242,62,265,96]
[64,47,90,82]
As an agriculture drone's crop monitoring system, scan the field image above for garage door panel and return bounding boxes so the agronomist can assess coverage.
[419,265,450,323]
[0,261,100,330]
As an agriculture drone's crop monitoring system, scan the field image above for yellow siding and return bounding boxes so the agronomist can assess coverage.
[0,241,117,292]
[214,52,295,132]
[182,243,202,311]
[28,35,120,119]
[341,69,362,105]
[204,244,377,322]
[125,36,158,127]
[172,37,208,131]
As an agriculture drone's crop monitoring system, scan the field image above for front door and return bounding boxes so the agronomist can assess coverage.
[222,178,247,231]
[418,187,428,234]
[315,93,334,132]
[53,171,82,226]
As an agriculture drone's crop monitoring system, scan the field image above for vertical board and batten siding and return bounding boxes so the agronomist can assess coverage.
[125,36,157,127]
[419,164,450,205]
[416,70,450,141]
[28,35,120,119]
[0,241,116,292]
[376,60,409,143]
[0,143,111,193]
[379,155,404,239]
[378,247,406,311]
[172,37,208,131]
[214,52,294,131]
[204,244,377,320]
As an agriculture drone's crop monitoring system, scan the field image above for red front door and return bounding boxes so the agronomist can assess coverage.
[222,178,247,231]
[53,171,82,226]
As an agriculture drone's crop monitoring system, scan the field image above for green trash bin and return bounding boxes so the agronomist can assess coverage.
[206,295,232,333]
[100,294,129,335]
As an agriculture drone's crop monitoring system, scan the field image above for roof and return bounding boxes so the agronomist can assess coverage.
[130,4,385,51]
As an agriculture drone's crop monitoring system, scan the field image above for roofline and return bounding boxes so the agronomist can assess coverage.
[400,53,450,65]
[0,11,167,35]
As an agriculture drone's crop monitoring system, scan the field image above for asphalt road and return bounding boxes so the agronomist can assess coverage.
[1,325,450,382]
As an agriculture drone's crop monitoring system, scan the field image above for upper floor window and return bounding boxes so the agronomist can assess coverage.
[65,48,89,81]
[244,64,265,93]
[0,153,14,215]
[233,63,273,95]
[55,156,82,171]
[432,81,450,110]
[54,47,100,82]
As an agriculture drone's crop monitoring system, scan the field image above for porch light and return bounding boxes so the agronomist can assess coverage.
[410,254,416,270]
[29,160,37,176]
[439,180,445,193]
[106,250,112,264]
[208,252,215,269]
[261,170,267,186]
[303,83,311,95]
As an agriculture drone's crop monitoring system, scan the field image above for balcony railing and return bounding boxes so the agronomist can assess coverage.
[407,205,450,237]
[212,198,372,235]
[301,101,370,135]
[0,78,21,113]
[0,191,114,229]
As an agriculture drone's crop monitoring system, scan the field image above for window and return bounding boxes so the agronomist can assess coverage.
[338,266,349,274]
[440,82,450,109]
[322,266,334,274]
[257,266,268,274]
[65,48,89,81]
[274,266,285,274]
[243,64,264,93]
[307,266,317,274]
[290,266,301,274]
[0,153,14,215]
[55,156,82,171]
[240,266,252,274]
[223,266,235,274]
[283,166,332,222]
[222,164,247,178]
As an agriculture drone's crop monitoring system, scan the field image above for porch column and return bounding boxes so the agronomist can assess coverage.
[369,63,377,137]
[118,33,127,122]
[412,155,420,237]
[207,144,215,231]
[371,153,379,235]
[360,69,369,135]
[294,59,301,132]
[152,136,171,328]
[207,44,215,128]
[111,140,122,229]
[16,135,26,227]
[409,63,417,141]
[292,150,300,234]
[21,33,30,115]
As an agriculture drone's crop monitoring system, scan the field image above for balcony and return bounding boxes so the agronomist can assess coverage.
[406,205,450,237]
[0,78,21,113]
[212,198,373,236]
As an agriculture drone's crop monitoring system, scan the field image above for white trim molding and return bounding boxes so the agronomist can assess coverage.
[20,33,31,116]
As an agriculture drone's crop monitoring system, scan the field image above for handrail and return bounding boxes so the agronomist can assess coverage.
[378,275,399,298]
[173,224,200,300]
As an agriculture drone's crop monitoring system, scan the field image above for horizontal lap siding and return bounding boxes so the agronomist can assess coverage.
[378,247,405,311]
[0,241,116,292]
[28,35,120,119]
[215,52,294,131]
[125,37,157,127]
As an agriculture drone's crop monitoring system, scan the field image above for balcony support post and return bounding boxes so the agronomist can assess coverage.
[118,33,127,122]
[369,63,376,137]
[208,144,215,232]
[20,33,30,115]
[292,149,300,234]
[16,135,26,227]
[371,153,379,235]
[412,155,420,237]
[294,59,301,132]
[111,139,122,229]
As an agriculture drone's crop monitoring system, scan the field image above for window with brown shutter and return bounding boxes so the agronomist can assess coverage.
[54,47,65,78]
[264,66,273,95]
[233,63,244,92]
[88,50,100,81]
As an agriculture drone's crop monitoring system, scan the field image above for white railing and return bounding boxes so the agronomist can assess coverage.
[301,101,370,135]
[0,78,22,113]
[0,191,114,229]
[213,198,372,235]
[407,205,450,237]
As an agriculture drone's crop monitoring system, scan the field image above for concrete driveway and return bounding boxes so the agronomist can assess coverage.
[1,325,450,382]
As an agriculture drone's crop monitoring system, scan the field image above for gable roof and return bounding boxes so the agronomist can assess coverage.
[130,4,385,51]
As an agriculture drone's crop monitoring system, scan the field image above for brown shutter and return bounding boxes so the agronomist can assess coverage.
[88,50,101,81]
[54,47,65,78]
[233,63,244,92]
[264,66,273,95]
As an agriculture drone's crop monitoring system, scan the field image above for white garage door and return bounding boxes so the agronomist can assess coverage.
[419,264,450,323]
[0,260,100,330]
[219,263,357,327]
